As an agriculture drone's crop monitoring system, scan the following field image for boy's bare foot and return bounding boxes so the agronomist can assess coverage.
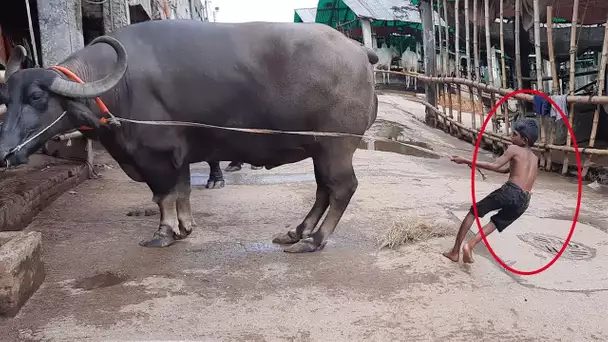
[462,244,474,263]
[442,250,459,262]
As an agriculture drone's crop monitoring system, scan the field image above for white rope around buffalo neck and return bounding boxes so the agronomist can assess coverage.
[8,111,68,156]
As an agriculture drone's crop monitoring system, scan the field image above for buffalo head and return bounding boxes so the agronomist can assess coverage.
[0,35,128,167]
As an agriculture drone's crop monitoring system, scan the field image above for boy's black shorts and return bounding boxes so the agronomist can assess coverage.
[469,181,531,232]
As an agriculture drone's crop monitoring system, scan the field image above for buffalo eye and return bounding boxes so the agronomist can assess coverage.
[28,91,48,110]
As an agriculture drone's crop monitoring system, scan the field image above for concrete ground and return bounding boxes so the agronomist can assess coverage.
[1,92,607,341]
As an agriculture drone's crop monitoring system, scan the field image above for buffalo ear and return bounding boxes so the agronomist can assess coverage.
[65,100,102,129]
[0,83,8,105]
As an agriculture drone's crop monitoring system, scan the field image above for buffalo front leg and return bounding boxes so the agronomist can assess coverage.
[272,162,330,245]
[283,151,358,253]
[206,161,225,189]
[139,165,190,248]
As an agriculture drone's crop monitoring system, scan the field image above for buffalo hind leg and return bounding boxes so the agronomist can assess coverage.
[273,160,330,245]
[176,166,196,239]
[206,161,225,189]
[225,161,242,172]
[283,149,358,253]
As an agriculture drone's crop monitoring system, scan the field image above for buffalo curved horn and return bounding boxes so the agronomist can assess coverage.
[4,45,27,83]
[48,35,128,98]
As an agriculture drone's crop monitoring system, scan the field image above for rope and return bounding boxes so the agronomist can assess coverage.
[3,111,68,169]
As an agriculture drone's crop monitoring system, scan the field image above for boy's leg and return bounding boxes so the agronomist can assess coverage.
[442,212,476,262]
[462,221,497,263]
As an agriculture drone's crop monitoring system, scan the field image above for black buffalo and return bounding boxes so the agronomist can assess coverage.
[0,20,378,253]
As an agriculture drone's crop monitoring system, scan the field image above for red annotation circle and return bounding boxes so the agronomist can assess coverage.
[471,89,582,276]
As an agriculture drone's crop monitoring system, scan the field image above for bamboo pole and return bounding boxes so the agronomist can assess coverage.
[562,0,580,175]
[436,0,448,121]
[473,0,484,126]
[455,0,462,124]
[443,0,453,119]
[514,0,524,118]
[546,6,558,171]
[532,0,547,169]
[582,14,608,178]
[484,0,497,133]
[499,0,509,135]
[465,0,476,130]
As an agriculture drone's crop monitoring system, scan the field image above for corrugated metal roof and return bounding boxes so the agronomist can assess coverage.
[295,7,318,23]
[342,0,446,25]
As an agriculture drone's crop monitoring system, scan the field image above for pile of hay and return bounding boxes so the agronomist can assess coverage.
[378,216,452,250]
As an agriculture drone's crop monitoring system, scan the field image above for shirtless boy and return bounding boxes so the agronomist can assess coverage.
[443,118,540,263]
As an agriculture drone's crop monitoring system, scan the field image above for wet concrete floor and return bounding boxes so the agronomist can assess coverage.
[1,92,607,341]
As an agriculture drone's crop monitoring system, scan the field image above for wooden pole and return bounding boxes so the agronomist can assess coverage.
[499,0,509,135]
[484,0,497,133]
[562,0,579,175]
[473,0,484,127]
[455,0,462,124]
[532,0,546,169]
[546,6,558,171]
[514,0,523,118]
[582,14,608,178]
[465,0,476,130]
[420,0,438,126]
[443,0,453,119]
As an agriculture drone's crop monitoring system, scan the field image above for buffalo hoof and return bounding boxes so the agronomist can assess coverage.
[283,238,319,253]
[139,227,176,248]
[175,225,193,240]
[250,165,263,170]
[225,164,242,172]
[272,231,300,245]
[205,179,225,189]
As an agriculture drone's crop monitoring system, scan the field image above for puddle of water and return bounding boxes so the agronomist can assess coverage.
[73,272,129,290]
[361,120,440,159]
[358,139,440,159]
[192,172,314,187]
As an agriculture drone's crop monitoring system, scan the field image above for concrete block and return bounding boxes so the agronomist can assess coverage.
[0,231,45,317]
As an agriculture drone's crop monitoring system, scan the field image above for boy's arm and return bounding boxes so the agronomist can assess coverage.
[456,146,515,173]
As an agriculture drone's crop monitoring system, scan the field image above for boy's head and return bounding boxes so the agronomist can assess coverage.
[512,118,539,147]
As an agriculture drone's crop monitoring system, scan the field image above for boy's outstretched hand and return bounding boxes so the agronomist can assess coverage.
[450,156,468,164]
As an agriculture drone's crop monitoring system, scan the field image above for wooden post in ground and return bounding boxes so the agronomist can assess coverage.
[465,0,476,130]
[514,0,524,119]
[443,0,453,120]
[562,0,580,176]
[420,0,438,126]
[499,0,509,135]
[532,0,546,169]
[455,0,463,125]
[546,6,558,171]
[484,0,497,133]
[473,0,484,127]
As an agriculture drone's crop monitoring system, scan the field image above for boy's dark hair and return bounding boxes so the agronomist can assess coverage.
[513,118,539,146]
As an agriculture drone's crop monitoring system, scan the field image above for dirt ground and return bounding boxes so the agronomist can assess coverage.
[1,92,607,341]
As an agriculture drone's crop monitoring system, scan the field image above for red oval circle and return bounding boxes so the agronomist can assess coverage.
[470,89,582,276]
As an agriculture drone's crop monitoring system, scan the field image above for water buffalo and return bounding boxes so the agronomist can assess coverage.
[0,20,378,253]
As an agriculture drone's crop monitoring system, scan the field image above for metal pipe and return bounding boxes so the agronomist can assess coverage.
[24,0,40,67]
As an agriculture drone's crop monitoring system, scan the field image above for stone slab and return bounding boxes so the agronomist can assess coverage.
[0,156,89,232]
[0,231,45,317]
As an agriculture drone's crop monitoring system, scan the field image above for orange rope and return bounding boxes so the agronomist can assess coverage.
[49,65,111,129]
